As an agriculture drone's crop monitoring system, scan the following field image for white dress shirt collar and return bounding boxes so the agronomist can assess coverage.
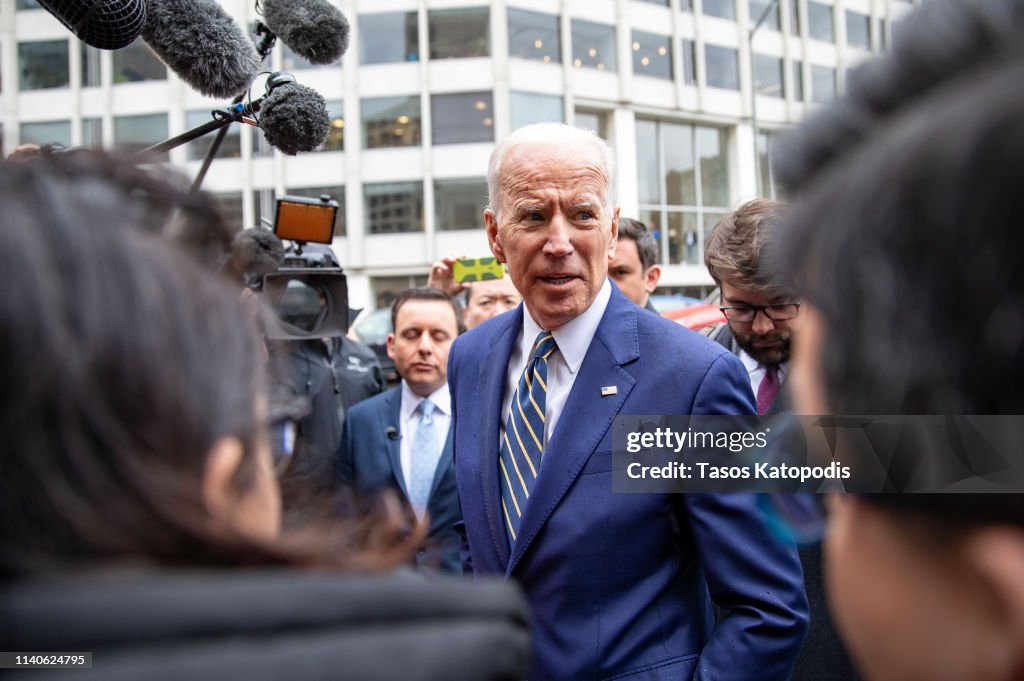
[521,278,613,374]
[399,380,452,421]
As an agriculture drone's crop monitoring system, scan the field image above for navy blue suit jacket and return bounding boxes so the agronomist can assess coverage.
[336,387,461,573]
[448,285,809,681]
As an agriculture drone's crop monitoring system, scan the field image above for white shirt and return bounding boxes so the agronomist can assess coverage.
[399,380,452,490]
[738,349,789,397]
[501,279,613,450]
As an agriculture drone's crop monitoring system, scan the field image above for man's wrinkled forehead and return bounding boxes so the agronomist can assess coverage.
[499,142,611,201]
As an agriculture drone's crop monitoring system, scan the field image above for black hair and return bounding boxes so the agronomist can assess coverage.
[391,287,466,335]
[617,218,659,272]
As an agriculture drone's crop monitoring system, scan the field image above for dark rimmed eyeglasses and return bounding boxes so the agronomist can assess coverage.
[720,302,801,323]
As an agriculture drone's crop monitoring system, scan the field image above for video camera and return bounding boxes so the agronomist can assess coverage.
[259,193,349,341]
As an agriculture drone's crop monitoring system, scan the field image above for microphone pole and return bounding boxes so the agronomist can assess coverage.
[190,21,278,192]
[136,101,261,158]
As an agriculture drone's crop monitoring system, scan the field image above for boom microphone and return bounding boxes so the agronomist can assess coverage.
[37,0,147,50]
[142,0,261,99]
[258,73,331,156]
[260,0,350,65]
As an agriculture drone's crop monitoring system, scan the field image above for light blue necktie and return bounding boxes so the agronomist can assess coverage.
[408,399,440,515]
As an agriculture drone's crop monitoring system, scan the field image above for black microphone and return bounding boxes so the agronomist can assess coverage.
[257,73,330,155]
[37,0,147,50]
[386,427,402,441]
[260,0,350,65]
[142,0,261,99]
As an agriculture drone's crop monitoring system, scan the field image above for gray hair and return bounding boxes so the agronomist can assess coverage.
[486,123,617,217]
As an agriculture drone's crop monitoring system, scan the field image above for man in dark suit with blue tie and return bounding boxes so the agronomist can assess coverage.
[337,288,464,573]
[448,123,809,680]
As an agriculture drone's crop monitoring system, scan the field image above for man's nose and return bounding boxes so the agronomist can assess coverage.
[543,214,574,257]
[417,333,435,354]
[751,310,775,334]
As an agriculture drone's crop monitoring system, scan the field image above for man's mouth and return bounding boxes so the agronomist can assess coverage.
[539,274,577,286]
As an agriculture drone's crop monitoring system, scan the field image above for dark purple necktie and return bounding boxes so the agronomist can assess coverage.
[756,367,780,416]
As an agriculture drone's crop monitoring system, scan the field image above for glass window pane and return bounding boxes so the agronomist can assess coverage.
[667,211,700,265]
[112,40,166,83]
[284,186,346,237]
[19,41,69,90]
[636,119,660,205]
[16,0,42,9]
[680,0,693,10]
[571,19,617,72]
[792,59,804,100]
[319,100,344,152]
[632,30,672,80]
[81,44,102,87]
[212,192,244,233]
[186,109,242,161]
[811,64,836,103]
[750,0,780,30]
[432,92,494,144]
[705,44,739,90]
[754,54,784,97]
[113,113,168,156]
[575,110,606,138]
[681,39,697,84]
[361,96,421,149]
[757,132,775,198]
[808,2,834,43]
[360,12,419,64]
[788,0,801,35]
[702,0,735,20]
[364,181,424,234]
[845,10,871,49]
[635,0,669,5]
[663,122,696,207]
[701,211,727,263]
[508,8,560,64]
[697,126,729,207]
[510,91,563,131]
[20,120,71,147]
[434,178,487,231]
[639,209,664,264]
[81,117,103,148]
[253,189,276,231]
[429,8,490,60]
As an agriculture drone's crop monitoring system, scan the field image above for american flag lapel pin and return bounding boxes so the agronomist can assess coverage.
[601,386,618,396]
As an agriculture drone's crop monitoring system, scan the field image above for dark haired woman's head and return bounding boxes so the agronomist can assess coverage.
[0,154,278,575]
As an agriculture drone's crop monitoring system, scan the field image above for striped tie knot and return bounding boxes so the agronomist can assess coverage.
[532,333,557,361]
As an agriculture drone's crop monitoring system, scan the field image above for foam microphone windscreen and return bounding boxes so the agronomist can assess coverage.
[261,0,350,65]
[142,0,261,99]
[38,0,147,50]
[259,82,330,155]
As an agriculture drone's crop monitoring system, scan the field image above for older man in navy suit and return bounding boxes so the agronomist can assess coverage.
[448,123,808,680]
[338,287,464,573]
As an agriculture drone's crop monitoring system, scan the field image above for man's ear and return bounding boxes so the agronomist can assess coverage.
[644,264,662,295]
[608,206,620,258]
[962,528,1024,675]
[485,210,506,264]
[385,333,397,360]
[202,436,245,524]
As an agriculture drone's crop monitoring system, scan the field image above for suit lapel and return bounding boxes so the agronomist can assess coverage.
[379,388,408,499]
[479,307,522,569]
[506,289,640,576]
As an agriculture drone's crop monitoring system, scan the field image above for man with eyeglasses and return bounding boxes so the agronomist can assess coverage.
[705,198,856,681]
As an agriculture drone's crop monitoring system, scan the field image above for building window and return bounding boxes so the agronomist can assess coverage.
[434,178,487,231]
[112,40,166,83]
[574,110,607,138]
[429,8,490,60]
[19,41,69,91]
[360,12,419,64]
[845,10,871,49]
[788,0,802,35]
[319,100,344,152]
[114,114,168,158]
[571,19,617,72]
[634,0,669,5]
[632,31,673,81]
[510,92,563,131]
[810,64,836,103]
[681,39,697,84]
[285,186,347,237]
[253,189,277,231]
[636,119,731,265]
[186,109,242,161]
[20,120,71,147]
[81,117,103,148]
[371,275,429,310]
[81,45,102,87]
[364,182,424,234]
[792,59,804,101]
[807,2,834,43]
[705,44,739,91]
[750,0,780,30]
[757,131,778,198]
[754,54,784,98]
[702,0,735,21]
[508,8,560,64]
[361,96,421,149]
[16,0,42,8]
[432,92,494,145]
[680,0,693,10]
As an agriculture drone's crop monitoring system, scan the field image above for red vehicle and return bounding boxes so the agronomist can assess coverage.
[662,303,726,331]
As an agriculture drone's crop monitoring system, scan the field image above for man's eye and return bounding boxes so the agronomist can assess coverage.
[578,211,595,220]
